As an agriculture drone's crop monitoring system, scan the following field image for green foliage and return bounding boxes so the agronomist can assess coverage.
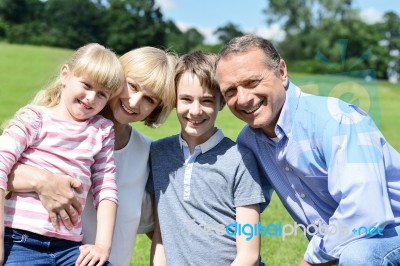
[288,56,374,76]
[192,43,224,54]
[0,17,6,39]
[0,0,398,75]
[44,0,105,49]
[214,22,244,45]
[103,0,167,54]
[264,0,355,33]
[0,0,210,54]
[0,0,44,24]
[269,0,399,79]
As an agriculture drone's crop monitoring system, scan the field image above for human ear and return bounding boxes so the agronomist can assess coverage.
[279,59,288,88]
[219,96,226,111]
[60,64,70,85]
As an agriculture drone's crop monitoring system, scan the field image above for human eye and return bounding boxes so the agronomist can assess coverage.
[202,98,215,104]
[82,82,91,90]
[145,96,155,104]
[95,89,109,99]
[128,82,138,92]
[243,78,262,88]
[224,87,237,98]
[179,96,192,103]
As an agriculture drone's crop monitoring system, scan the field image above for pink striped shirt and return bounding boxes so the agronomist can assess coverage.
[0,105,118,241]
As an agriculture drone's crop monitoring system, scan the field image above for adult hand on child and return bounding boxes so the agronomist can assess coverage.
[9,163,83,231]
[35,171,83,231]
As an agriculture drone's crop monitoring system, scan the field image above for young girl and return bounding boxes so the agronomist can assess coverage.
[0,43,125,266]
[7,46,178,265]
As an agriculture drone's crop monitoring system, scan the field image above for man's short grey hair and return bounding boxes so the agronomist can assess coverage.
[217,34,281,72]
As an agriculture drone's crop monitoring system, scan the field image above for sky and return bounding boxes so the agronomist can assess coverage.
[154,0,399,44]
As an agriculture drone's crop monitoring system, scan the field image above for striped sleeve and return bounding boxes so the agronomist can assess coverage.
[91,119,118,208]
[0,106,41,190]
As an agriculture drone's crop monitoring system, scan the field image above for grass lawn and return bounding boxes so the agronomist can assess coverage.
[1,43,399,266]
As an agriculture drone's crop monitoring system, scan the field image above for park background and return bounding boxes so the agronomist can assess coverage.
[0,0,399,265]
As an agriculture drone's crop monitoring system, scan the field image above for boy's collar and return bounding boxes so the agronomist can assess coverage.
[179,129,225,154]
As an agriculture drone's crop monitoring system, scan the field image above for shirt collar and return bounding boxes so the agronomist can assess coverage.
[275,81,302,140]
[179,128,225,154]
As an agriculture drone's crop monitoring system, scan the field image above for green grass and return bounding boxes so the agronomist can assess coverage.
[1,43,399,266]
[0,42,72,123]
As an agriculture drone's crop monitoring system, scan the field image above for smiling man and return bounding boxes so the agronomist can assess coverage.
[215,34,400,266]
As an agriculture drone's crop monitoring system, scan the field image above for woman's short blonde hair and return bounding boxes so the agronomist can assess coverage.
[119,47,177,128]
[32,43,124,107]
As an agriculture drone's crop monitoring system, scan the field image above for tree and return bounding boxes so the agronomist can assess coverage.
[43,0,105,48]
[375,12,400,79]
[0,0,46,44]
[379,12,400,51]
[164,19,186,53]
[181,28,205,53]
[214,22,244,44]
[103,0,167,54]
[0,0,44,24]
[263,0,394,79]
[264,0,356,34]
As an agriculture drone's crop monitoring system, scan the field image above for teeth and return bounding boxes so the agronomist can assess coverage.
[121,103,134,114]
[244,101,262,114]
[187,118,203,125]
[79,100,91,109]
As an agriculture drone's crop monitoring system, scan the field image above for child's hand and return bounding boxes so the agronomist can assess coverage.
[75,244,110,266]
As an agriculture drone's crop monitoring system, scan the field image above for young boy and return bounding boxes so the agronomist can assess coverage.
[146,51,266,265]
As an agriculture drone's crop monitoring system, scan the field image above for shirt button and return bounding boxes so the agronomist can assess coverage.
[300,193,306,198]
[284,166,290,172]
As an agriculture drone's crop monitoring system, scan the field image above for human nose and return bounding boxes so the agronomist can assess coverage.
[236,87,251,107]
[128,92,143,108]
[85,90,96,104]
[189,101,202,116]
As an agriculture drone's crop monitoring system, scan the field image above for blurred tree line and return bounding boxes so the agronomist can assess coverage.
[0,0,222,55]
[265,0,400,79]
[0,0,398,79]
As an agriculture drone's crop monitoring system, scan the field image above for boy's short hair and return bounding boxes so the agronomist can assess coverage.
[175,51,222,99]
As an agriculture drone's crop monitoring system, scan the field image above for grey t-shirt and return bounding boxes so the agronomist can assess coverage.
[147,133,265,265]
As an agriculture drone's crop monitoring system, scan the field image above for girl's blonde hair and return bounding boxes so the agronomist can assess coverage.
[32,43,124,107]
[119,47,177,128]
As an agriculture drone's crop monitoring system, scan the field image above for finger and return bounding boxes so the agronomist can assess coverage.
[89,253,104,266]
[49,213,60,231]
[70,177,83,194]
[58,209,73,230]
[66,204,80,225]
[75,252,84,266]
[76,246,89,266]
[79,252,94,266]
[88,257,99,266]
[71,196,83,215]
[96,257,107,266]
